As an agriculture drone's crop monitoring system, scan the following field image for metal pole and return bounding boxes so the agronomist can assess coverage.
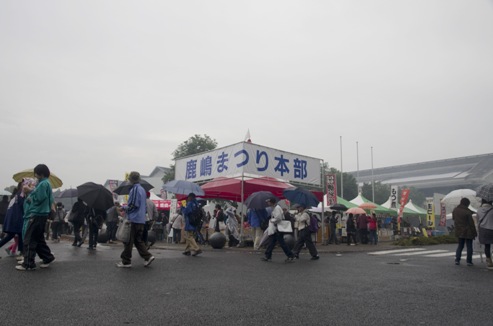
[239,173,245,246]
[356,141,360,192]
[340,136,343,198]
[321,160,326,245]
[371,146,375,202]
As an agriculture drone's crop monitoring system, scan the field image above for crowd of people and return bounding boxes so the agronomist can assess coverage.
[3,164,493,271]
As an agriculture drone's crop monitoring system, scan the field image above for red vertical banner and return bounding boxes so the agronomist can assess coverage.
[397,189,410,223]
[325,174,337,206]
[439,202,447,227]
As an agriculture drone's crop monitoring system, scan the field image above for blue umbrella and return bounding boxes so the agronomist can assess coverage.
[283,187,319,208]
[163,180,205,196]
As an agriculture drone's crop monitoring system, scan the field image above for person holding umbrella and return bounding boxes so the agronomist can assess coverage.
[292,204,319,260]
[116,172,155,268]
[476,183,493,269]
[16,164,56,271]
[261,198,295,262]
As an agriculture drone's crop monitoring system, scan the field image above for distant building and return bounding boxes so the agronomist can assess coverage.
[349,153,493,197]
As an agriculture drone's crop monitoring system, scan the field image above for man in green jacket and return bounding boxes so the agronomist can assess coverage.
[16,164,56,271]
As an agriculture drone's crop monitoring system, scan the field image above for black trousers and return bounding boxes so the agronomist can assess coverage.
[293,228,318,258]
[72,221,83,245]
[23,216,55,268]
[264,231,294,259]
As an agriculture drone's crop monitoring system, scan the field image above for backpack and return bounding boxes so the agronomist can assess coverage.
[308,213,319,233]
[189,203,205,227]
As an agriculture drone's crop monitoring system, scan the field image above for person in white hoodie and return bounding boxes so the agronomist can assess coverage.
[261,198,295,263]
[477,198,493,269]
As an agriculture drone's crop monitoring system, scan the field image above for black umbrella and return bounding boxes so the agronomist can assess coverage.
[113,180,154,195]
[245,191,278,209]
[283,187,320,208]
[77,182,114,211]
[330,203,348,211]
[55,188,78,198]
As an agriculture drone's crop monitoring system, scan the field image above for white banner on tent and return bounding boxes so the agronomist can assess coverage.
[390,185,398,210]
[175,142,322,186]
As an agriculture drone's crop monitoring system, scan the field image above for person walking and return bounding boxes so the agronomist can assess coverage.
[105,202,121,244]
[261,198,295,262]
[116,172,155,268]
[453,198,477,266]
[87,208,105,251]
[346,213,358,246]
[0,183,24,257]
[181,193,202,256]
[368,213,378,245]
[357,213,369,244]
[247,208,268,250]
[476,198,493,269]
[327,211,339,244]
[71,198,88,247]
[16,164,56,271]
[170,211,184,244]
[144,192,158,248]
[292,204,319,260]
[51,202,65,243]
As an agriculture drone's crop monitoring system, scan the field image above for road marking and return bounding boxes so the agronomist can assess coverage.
[394,250,448,256]
[423,252,456,257]
[368,248,425,255]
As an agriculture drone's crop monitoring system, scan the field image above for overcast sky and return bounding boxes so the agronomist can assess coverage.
[1,1,492,190]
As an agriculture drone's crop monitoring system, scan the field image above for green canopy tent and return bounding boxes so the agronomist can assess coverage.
[380,197,427,218]
[349,193,397,216]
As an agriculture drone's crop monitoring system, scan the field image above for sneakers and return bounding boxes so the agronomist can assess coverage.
[182,251,191,256]
[260,257,271,262]
[455,260,460,265]
[285,257,295,263]
[5,248,13,257]
[191,250,203,257]
[467,262,474,267]
[116,262,132,268]
[40,258,56,268]
[144,256,155,267]
[16,265,36,271]
[311,255,320,260]
[486,257,493,269]
[293,254,299,260]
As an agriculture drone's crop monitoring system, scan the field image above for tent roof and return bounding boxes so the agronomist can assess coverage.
[405,200,428,215]
[200,176,295,202]
[350,193,396,215]
[381,197,426,217]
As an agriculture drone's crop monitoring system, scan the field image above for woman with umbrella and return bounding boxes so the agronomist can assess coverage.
[16,164,56,271]
[291,204,319,260]
[476,183,493,269]
[261,198,296,263]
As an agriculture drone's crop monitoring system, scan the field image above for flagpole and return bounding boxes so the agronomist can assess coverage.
[371,146,375,202]
[340,136,344,198]
[356,141,360,192]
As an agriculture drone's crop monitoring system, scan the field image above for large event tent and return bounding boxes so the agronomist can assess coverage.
[350,193,396,216]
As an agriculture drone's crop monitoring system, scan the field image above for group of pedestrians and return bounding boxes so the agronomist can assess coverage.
[453,197,493,269]
[344,213,378,246]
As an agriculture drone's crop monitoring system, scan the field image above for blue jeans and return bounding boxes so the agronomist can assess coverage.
[455,238,473,263]
[368,230,378,244]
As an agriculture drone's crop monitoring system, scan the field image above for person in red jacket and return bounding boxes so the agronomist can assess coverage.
[368,213,378,245]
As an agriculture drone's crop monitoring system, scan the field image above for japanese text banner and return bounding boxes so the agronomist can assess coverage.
[175,142,322,186]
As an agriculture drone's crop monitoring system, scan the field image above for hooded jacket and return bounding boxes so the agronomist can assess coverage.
[452,204,477,239]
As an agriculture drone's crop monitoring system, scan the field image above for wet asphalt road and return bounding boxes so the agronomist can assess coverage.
[0,241,491,326]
